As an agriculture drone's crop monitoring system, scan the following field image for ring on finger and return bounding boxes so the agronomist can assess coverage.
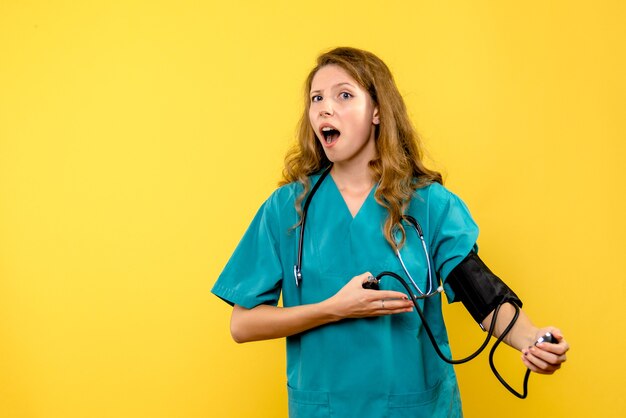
[381,299,385,309]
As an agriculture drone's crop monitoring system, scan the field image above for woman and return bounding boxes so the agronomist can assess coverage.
[212,47,569,417]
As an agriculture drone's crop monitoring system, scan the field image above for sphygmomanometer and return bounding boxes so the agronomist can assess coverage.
[295,166,557,398]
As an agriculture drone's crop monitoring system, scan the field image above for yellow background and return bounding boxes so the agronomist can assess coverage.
[1,1,624,417]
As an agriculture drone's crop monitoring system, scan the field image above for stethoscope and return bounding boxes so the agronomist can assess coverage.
[294,165,440,299]
[395,214,443,299]
[291,165,542,398]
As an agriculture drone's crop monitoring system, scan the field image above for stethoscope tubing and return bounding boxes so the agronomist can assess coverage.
[375,270,498,365]
[376,270,530,398]
[294,166,332,286]
[396,215,440,298]
[293,166,532,398]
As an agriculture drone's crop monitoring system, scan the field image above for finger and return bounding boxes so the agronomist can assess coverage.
[536,338,569,356]
[375,307,414,316]
[522,349,560,374]
[374,305,414,316]
[521,354,552,374]
[549,327,564,341]
[542,327,569,351]
[375,299,414,311]
[356,272,374,281]
[372,290,411,300]
[528,346,565,366]
[522,354,557,374]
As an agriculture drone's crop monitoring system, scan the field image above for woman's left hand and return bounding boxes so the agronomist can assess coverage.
[521,327,569,374]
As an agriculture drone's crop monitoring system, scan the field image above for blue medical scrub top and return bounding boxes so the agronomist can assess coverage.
[212,174,479,418]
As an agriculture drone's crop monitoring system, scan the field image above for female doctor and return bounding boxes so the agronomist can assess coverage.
[211,47,569,417]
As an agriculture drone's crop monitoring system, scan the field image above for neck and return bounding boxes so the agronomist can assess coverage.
[330,161,375,191]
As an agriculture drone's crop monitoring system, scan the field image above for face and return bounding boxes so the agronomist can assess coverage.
[309,65,379,167]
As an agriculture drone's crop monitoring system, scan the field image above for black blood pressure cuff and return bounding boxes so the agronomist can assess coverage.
[445,251,523,325]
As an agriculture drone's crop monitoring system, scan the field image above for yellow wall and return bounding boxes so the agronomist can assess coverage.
[1,1,624,417]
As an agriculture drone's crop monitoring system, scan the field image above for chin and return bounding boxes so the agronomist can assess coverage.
[321,152,337,163]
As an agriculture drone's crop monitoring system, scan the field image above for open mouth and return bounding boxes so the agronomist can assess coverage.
[321,126,341,145]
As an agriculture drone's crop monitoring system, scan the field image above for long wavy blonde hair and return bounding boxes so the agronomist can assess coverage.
[280,47,442,249]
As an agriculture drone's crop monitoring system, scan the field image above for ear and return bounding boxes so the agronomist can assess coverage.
[372,107,380,125]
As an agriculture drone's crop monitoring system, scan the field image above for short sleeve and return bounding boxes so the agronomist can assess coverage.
[211,194,283,309]
[429,186,479,302]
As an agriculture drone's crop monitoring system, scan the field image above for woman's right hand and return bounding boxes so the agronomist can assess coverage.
[326,272,414,319]
[230,272,414,343]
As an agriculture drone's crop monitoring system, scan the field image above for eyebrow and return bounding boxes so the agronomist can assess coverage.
[310,82,356,95]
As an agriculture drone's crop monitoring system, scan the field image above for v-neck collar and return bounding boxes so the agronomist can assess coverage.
[327,174,377,221]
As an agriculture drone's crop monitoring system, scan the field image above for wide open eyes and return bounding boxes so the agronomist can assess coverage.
[310,91,353,103]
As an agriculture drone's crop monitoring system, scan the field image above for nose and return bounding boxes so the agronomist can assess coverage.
[318,102,334,117]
